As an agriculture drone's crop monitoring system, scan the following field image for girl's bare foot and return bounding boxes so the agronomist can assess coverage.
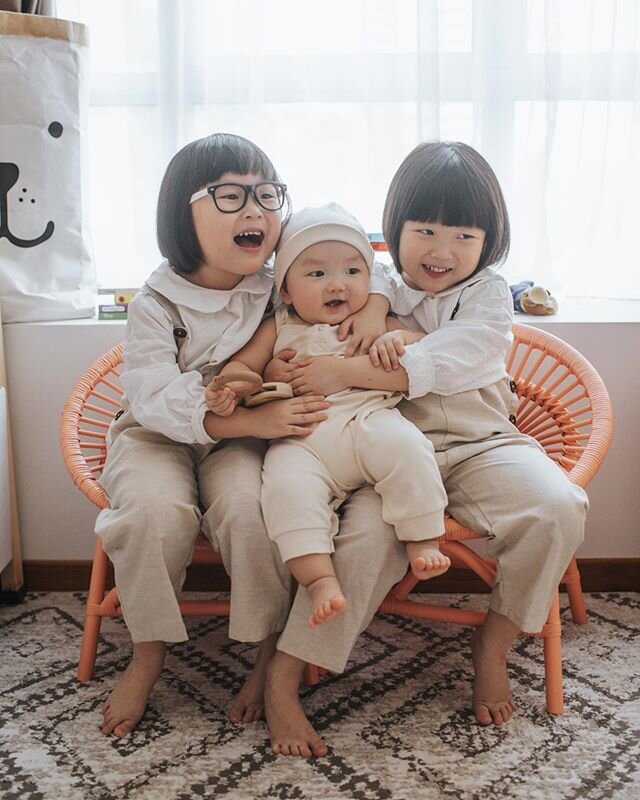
[265,651,328,758]
[406,540,450,580]
[228,632,279,724]
[102,641,166,737]
[470,626,516,725]
[305,576,347,628]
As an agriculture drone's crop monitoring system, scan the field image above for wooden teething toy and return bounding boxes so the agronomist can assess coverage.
[244,381,294,407]
[210,370,263,397]
[210,370,294,406]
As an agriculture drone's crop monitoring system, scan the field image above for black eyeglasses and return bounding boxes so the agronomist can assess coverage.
[189,182,287,213]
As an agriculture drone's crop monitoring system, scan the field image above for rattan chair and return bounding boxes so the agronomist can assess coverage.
[329,321,609,715]
[60,343,230,681]
[62,324,612,709]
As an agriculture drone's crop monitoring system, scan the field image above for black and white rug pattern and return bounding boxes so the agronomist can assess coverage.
[1,592,638,800]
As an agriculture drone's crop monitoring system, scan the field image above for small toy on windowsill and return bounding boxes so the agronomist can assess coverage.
[510,281,559,316]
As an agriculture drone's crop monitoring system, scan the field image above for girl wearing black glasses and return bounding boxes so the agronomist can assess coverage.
[95,133,405,760]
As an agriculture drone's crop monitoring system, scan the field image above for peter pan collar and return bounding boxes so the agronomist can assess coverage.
[145,260,273,313]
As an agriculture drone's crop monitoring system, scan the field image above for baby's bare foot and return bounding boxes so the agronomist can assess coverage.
[406,540,450,580]
[228,632,279,724]
[102,641,166,737]
[470,627,515,725]
[265,652,328,758]
[305,576,346,628]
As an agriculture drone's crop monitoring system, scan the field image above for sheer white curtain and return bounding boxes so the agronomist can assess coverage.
[57,0,640,298]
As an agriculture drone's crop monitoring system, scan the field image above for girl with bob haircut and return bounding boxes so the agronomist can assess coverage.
[95,132,409,760]
[288,140,588,728]
[382,140,510,274]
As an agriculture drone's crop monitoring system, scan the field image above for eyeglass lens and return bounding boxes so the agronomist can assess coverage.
[211,183,285,212]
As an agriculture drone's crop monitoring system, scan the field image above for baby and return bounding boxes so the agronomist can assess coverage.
[207,203,450,627]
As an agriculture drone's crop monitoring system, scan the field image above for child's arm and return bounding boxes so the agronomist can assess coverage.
[336,260,397,356]
[368,316,426,372]
[290,352,409,396]
[204,318,277,416]
[290,314,422,396]
[203,394,330,440]
[296,273,515,401]
[336,293,390,357]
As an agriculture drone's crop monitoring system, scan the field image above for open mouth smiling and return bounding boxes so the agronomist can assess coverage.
[422,263,452,276]
[234,230,264,249]
[324,299,345,308]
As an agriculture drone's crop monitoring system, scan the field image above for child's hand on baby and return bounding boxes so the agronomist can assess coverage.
[263,348,297,383]
[338,303,389,357]
[369,330,425,371]
[338,294,389,358]
[369,331,407,371]
[290,356,347,396]
[248,395,330,439]
[204,384,237,416]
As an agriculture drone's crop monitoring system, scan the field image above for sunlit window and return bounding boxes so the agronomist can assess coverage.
[57,0,640,298]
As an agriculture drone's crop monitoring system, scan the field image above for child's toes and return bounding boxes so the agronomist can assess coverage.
[412,556,427,573]
[330,595,346,613]
[113,721,133,738]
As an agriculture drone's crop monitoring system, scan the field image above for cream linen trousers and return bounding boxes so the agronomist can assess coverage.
[400,378,589,634]
[95,426,408,672]
[94,294,407,673]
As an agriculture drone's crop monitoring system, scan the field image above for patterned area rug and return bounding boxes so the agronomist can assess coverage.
[1,592,638,800]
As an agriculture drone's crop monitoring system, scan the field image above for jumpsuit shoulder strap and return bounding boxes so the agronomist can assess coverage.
[141,285,188,353]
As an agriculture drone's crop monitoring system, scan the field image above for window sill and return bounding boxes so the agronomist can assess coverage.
[513,297,640,324]
[3,297,639,329]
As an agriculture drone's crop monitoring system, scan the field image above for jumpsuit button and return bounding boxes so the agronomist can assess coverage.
[509,379,518,393]
[509,414,517,425]
[173,327,187,338]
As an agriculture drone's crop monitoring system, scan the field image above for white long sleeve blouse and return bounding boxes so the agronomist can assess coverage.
[122,261,274,444]
[384,267,514,400]
[121,259,396,444]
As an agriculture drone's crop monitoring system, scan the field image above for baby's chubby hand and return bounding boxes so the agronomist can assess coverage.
[204,384,238,417]
[368,331,407,371]
[264,348,297,383]
[369,328,425,371]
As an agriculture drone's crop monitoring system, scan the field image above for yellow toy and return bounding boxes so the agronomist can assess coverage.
[511,282,558,315]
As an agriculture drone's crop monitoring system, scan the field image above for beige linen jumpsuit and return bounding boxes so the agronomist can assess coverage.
[262,306,447,562]
[95,261,408,674]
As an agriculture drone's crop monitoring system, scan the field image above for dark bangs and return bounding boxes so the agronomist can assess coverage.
[383,141,510,274]
[193,132,280,186]
[404,155,494,233]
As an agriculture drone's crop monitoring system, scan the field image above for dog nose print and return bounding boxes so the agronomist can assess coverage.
[48,121,63,138]
[18,188,36,204]
[0,163,54,248]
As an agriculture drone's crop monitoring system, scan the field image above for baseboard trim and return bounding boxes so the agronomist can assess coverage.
[19,557,640,594]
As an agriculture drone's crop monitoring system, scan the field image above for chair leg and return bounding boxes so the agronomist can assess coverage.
[77,539,109,682]
[541,592,564,715]
[562,556,588,625]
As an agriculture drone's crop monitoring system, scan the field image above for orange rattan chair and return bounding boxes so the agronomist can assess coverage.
[63,324,613,707]
[60,343,230,682]
[338,321,610,716]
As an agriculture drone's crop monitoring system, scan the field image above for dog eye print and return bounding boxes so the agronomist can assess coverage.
[0,121,63,248]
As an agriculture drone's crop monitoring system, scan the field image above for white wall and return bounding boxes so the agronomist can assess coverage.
[3,311,639,561]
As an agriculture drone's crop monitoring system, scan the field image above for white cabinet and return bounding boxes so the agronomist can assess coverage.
[0,310,24,595]
[0,387,11,572]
